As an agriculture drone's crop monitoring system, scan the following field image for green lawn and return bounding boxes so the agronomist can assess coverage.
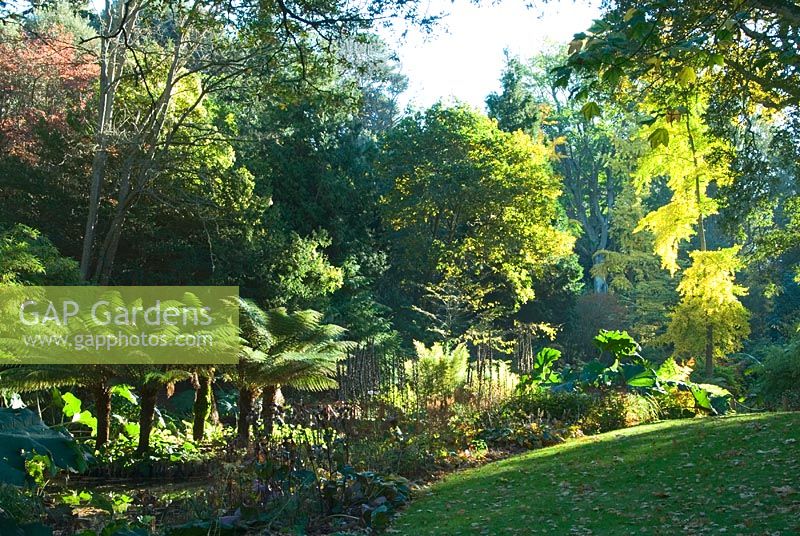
[392,413,800,535]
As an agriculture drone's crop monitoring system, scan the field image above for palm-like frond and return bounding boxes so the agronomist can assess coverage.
[119,365,192,385]
[265,308,324,339]
[256,352,340,391]
[231,301,350,392]
[0,364,112,391]
[238,298,275,349]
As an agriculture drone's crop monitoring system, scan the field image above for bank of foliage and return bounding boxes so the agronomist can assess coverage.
[0,0,799,534]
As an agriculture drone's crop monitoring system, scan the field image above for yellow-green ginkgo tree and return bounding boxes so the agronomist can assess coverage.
[634,97,750,377]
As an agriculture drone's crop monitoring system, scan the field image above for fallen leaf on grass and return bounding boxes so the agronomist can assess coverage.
[772,486,797,497]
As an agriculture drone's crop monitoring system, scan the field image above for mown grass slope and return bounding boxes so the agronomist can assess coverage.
[393,413,800,535]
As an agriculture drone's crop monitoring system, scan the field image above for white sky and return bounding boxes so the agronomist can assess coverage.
[386,0,601,111]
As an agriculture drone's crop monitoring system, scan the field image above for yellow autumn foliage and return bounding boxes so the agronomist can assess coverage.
[633,99,733,275]
[665,247,750,360]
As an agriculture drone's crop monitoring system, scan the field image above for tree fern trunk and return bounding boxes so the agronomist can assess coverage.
[94,384,112,450]
[237,386,255,447]
[136,383,158,455]
[192,372,213,441]
[261,385,278,439]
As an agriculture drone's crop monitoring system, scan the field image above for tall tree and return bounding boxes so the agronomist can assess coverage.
[633,96,750,375]
[0,24,95,165]
[486,53,540,134]
[488,52,640,294]
[379,103,575,341]
[75,0,434,284]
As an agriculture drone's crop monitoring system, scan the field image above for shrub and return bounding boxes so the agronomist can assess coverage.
[690,356,758,400]
[447,396,576,450]
[321,468,411,531]
[655,388,698,419]
[342,413,477,479]
[755,342,800,410]
[457,388,665,448]
[475,420,569,450]
[580,392,661,434]
[501,390,596,424]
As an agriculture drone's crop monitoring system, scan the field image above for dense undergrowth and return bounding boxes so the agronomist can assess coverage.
[4,330,799,535]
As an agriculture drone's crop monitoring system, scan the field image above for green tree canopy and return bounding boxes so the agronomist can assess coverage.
[379,103,575,338]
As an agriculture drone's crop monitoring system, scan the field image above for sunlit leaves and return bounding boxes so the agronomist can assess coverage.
[714,27,735,46]
[676,66,697,86]
[571,87,590,102]
[580,101,602,121]
[61,392,97,434]
[406,341,469,406]
[601,66,624,87]
[568,38,584,55]
[634,99,734,274]
[635,197,698,275]
[664,109,683,124]
[708,53,725,67]
[647,127,669,148]
[666,247,750,360]
[561,0,800,112]
[0,225,79,285]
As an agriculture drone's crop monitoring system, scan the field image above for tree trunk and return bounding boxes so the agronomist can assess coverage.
[237,386,255,447]
[261,385,278,438]
[95,160,135,284]
[93,384,112,450]
[192,372,213,441]
[95,194,129,284]
[80,30,111,281]
[80,0,140,280]
[81,144,107,280]
[136,383,159,455]
[209,386,220,425]
[592,252,608,294]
